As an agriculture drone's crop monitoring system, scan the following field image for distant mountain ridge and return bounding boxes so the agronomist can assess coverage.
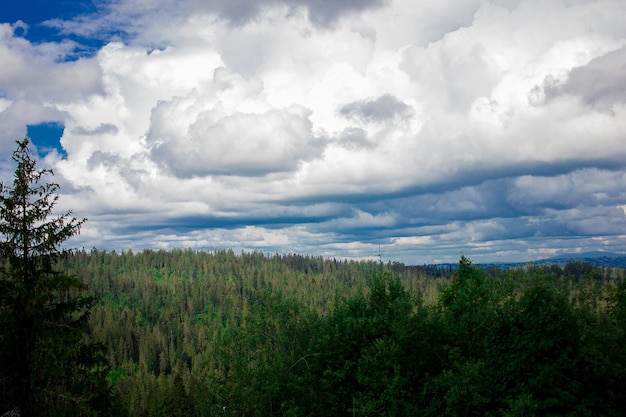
[541,251,626,268]
[470,251,626,269]
[546,251,624,260]
[419,251,626,270]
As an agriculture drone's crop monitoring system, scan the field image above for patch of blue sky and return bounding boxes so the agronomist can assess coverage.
[27,122,67,158]
[1,1,109,60]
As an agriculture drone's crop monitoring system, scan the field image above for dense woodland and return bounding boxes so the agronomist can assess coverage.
[55,249,626,416]
[2,140,626,416]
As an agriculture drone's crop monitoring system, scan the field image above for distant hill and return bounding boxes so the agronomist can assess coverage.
[542,252,626,268]
[468,251,626,270]
[546,251,624,260]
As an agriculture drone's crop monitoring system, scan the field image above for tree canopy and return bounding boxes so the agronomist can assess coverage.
[0,139,110,416]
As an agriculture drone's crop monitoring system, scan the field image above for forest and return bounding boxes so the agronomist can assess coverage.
[1,139,626,416]
[62,249,625,416]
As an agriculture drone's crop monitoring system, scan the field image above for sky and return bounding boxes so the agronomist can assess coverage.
[1,0,625,264]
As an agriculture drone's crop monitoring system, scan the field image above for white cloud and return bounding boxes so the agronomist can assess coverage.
[2,0,626,263]
[149,102,321,176]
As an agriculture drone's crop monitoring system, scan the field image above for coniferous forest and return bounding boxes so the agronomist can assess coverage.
[2,140,626,416]
[57,250,625,417]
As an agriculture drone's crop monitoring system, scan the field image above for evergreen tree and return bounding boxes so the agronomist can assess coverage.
[0,139,110,416]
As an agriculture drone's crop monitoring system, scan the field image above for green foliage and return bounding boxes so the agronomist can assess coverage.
[426,261,626,417]
[199,291,317,417]
[484,275,582,414]
[46,245,626,417]
[564,261,600,281]
[301,270,430,417]
[422,354,492,417]
[439,256,491,355]
[0,139,110,416]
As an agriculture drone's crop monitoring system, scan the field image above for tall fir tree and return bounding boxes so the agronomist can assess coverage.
[0,139,110,416]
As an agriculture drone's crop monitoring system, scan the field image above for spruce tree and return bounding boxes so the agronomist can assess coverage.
[0,139,110,416]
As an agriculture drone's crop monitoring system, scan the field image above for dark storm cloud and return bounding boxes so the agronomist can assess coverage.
[312,180,517,237]
[280,156,626,212]
[339,94,413,123]
[109,206,346,236]
[300,164,626,246]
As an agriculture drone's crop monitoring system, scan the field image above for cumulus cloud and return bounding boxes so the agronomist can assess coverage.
[339,94,413,123]
[149,103,323,177]
[2,0,626,263]
[195,0,388,27]
[73,123,119,135]
[563,45,626,110]
[529,45,626,111]
[94,0,388,29]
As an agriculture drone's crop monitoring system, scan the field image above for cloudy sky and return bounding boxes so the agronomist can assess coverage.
[1,0,625,264]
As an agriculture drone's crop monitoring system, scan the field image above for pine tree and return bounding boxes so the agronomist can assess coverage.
[0,139,110,416]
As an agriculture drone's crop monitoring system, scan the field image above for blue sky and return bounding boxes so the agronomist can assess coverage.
[1,0,626,264]
[2,1,104,55]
